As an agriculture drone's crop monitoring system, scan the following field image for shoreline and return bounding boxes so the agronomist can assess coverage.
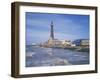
[27,45,89,52]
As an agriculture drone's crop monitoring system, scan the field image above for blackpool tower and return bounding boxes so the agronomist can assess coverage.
[50,21,54,40]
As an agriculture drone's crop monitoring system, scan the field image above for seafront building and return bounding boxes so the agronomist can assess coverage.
[72,39,89,47]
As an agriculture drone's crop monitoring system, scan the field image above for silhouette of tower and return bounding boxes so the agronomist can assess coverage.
[50,21,54,40]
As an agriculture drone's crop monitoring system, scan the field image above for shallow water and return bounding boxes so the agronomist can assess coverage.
[26,45,89,67]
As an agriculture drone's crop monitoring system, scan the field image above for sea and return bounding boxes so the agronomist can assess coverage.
[26,45,89,67]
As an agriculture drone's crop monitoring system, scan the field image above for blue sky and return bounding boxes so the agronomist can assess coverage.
[26,12,89,45]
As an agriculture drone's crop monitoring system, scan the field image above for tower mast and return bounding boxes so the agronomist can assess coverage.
[50,21,54,40]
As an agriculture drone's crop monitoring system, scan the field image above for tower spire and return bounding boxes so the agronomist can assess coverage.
[50,21,54,40]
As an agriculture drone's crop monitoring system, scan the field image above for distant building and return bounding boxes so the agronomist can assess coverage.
[72,39,89,46]
[47,38,62,47]
[46,39,71,48]
[81,39,89,46]
[61,40,71,46]
[71,44,76,47]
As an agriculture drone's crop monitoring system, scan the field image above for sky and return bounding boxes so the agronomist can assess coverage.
[26,12,89,45]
